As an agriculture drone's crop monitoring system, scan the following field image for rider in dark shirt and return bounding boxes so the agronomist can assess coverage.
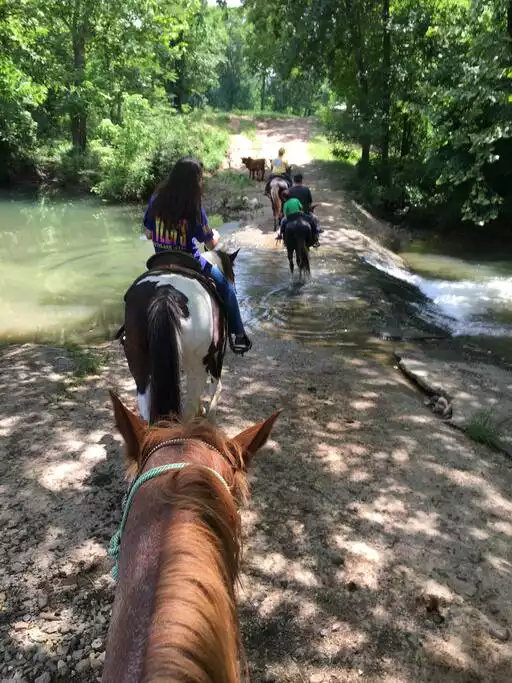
[278,197,319,246]
[286,174,320,243]
[287,174,313,212]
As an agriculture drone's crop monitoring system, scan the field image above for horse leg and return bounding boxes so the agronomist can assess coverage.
[287,246,294,277]
[185,364,208,419]
[206,377,222,421]
[137,385,151,423]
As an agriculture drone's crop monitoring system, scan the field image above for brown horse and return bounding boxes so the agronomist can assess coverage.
[241,156,265,181]
[269,177,289,231]
[104,392,280,683]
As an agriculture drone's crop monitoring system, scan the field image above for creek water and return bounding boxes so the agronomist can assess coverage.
[1,194,511,360]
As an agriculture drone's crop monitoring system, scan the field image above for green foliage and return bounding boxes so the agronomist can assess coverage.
[2,0,510,233]
[0,1,47,175]
[64,343,103,378]
[466,409,509,451]
[90,96,230,200]
[0,0,235,193]
[248,0,512,230]
[207,9,259,110]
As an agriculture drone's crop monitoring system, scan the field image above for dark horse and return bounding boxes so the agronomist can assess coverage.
[121,249,239,423]
[282,214,312,281]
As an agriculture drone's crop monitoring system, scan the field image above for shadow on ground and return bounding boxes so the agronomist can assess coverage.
[1,331,512,682]
[1,118,512,682]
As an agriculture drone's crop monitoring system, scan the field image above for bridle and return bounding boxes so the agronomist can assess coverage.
[109,437,235,580]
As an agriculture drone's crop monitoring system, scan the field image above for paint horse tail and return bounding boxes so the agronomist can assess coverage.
[147,286,183,422]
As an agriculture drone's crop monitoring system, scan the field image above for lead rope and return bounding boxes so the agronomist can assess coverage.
[108,462,230,581]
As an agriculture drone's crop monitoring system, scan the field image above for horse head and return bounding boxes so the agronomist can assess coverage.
[203,247,240,284]
[110,391,280,493]
[105,392,281,681]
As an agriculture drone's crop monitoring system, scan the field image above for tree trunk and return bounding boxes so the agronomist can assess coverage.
[360,141,370,175]
[70,3,88,154]
[71,114,87,153]
[400,113,412,158]
[260,70,267,111]
[345,0,371,177]
[380,0,391,185]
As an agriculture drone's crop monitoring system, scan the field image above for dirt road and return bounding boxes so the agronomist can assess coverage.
[1,119,512,682]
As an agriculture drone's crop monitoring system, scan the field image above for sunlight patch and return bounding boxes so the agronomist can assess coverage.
[69,539,107,566]
[38,460,88,491]
[345,540,382,564]
[350,399,375,411]
[0,415,21,436]
[422,633,474,670]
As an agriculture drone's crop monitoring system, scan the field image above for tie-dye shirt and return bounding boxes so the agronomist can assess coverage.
[143,203,214,264]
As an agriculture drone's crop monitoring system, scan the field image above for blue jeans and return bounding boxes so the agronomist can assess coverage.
[209,265,245,336]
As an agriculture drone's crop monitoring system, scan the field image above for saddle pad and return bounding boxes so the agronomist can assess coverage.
[146,251,203,274]
[125,265,224,311]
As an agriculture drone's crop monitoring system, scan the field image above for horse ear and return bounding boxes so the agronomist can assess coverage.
[109,390,146,462]
[232,410,281,466]
[229,248,240,263]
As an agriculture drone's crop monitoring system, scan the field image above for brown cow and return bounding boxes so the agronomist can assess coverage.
[241,156,266,181]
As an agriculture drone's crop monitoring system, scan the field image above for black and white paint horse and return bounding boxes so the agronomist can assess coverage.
[121,249,239,423]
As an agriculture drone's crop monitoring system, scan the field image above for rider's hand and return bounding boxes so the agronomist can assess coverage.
[205,229,220,251]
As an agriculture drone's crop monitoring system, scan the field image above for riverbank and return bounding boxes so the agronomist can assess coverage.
[1,117,512,682]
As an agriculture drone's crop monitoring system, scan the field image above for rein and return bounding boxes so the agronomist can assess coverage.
[108,438,231,581]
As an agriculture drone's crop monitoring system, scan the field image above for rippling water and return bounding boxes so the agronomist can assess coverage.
[0,195,151,342]
[2,194,512,352]
[365,255,512,337]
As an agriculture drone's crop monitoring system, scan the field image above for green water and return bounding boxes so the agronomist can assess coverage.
[3,194,512,352]
[400,237,512,282]
[0,195,153,343]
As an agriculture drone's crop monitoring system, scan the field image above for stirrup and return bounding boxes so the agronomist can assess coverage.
[229,335,252,355]
[115,325,125,343]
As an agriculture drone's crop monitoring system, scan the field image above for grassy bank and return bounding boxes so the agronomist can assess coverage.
[33,103,232,202]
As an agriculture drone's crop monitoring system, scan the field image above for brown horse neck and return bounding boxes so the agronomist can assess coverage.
[103,443,243,683]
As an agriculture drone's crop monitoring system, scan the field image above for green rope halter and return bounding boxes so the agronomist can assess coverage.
[108,461,230,581]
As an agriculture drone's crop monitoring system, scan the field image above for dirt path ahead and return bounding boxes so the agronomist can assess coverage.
[1,119,512,683]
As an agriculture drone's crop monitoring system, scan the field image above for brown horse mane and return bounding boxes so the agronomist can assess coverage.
[130,420,249,683]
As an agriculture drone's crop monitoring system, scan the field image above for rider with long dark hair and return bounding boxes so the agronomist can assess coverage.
[144,157,252,354]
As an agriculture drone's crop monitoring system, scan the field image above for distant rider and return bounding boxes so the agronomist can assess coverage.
[264,147,292,197]
[287,173,321,238]
[277,196,320,247]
